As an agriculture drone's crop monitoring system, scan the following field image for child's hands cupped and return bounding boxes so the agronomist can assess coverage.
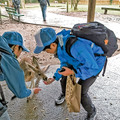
[43,78,55,85]
[58,67,75,76]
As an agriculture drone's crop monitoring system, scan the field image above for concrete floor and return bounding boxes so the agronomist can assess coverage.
[2,54,120,120]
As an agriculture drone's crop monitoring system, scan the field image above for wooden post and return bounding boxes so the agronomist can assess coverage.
[87,0,96,23]
[0,6,2,24]
[66,0,69,13]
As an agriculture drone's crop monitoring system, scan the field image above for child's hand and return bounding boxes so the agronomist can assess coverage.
[43,78,55,85]
[28,88,41,99]
[33,88,41,94]
[58,67,74,76]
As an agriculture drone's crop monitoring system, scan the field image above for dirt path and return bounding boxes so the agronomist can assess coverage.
[0,19,120,66]
[0,20,62,65]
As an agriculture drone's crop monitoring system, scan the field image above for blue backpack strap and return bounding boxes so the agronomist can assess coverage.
[65,36,78,57]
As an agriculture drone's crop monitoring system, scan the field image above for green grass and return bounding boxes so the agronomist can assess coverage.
[66,4,120,15]
[25,6,39,8]
[25,3,120,15]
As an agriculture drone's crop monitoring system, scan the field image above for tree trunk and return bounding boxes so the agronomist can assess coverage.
[66,0,69,13]
[6,0,11,7]
[21,0,25,8]
[71,0,74,8]
[74,2,78,10]
[73,0,79,10]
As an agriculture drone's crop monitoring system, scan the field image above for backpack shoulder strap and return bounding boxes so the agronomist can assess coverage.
[65,37,78,57]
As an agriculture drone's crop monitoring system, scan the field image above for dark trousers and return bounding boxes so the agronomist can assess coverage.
[60,75,97,114]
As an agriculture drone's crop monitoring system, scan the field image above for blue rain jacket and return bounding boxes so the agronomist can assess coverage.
[0,36,31,98]
[54,29,106,80]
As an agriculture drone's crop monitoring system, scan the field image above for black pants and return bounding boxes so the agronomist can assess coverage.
[60,75,97,114]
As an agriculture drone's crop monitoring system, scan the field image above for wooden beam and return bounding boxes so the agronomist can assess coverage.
[87,0,96,23]
[0,6,2,24]
[66,0,69,13]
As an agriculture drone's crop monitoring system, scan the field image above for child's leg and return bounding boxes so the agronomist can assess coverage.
[60,76,67,95]
[80,76,97,114]
[41,5,47,21]
[55,76,67,105]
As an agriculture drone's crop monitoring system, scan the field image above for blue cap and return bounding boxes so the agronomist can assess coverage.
[2,31,29,52]
[34,28,57,54]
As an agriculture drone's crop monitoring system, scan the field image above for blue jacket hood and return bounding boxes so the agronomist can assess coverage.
[0,36,31,98]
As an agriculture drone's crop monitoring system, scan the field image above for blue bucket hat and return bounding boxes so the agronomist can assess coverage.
[34,28,57,54]
[2,31,29,52]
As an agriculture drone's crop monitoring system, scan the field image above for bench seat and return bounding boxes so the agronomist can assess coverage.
[5,6,24,21]
[101,7,120,14]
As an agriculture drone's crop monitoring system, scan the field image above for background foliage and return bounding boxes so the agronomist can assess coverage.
[0,0,115,4]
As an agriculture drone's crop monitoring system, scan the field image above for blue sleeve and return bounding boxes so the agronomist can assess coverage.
[54,68,62,81]
[1,55,31,98]
[54,62,68,81]
[54,53,69,80]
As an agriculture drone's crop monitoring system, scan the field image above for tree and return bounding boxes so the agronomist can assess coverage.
[7,0,12,6]
[73,0,80,10]
[21,0,25,8]
[71,0,80,10]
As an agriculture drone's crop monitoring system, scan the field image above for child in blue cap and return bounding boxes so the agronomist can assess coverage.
[34,28,106,120]
[0,31,41,120]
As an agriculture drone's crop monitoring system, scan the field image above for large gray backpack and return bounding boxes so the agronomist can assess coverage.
[71,21,118,57]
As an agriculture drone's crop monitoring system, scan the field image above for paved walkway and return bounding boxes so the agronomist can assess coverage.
[7,56,120,120]
[20,8,120,38]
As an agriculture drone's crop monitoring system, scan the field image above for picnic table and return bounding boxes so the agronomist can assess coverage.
[101,7,120,14]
